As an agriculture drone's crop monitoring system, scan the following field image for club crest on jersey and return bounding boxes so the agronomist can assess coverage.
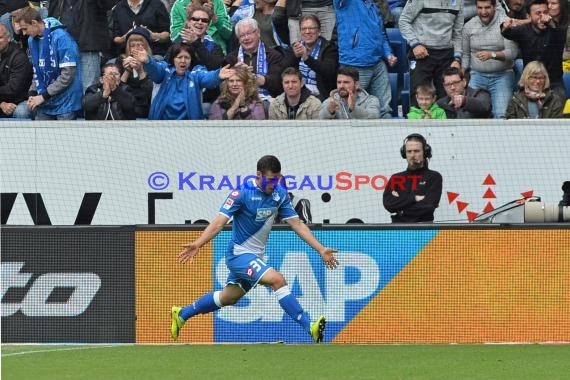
[230,190,240,199]
[246,267,254,277]
[272,192,280,202]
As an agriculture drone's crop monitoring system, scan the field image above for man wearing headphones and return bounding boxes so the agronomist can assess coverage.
[383,134,443,223]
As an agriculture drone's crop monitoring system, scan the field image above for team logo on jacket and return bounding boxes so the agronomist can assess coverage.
[272,192,280,202]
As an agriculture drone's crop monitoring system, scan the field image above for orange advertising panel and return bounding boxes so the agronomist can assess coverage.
[334,230,570,343]
[136,231,213,343]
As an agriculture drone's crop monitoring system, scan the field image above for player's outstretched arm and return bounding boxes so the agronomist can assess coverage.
[179,214,229,264]
[285,217,339,269]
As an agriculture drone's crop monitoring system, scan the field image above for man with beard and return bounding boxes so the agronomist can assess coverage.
[502,0,528,19]
[462,0,518,118]
[437,67,492,118]
[501,0,566,100]
[383,134,442,223]
[319,66,380,119]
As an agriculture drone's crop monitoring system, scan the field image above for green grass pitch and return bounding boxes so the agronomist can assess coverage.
[2,344,569,379]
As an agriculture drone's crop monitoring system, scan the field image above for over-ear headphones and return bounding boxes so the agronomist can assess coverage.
[400,133,432,159]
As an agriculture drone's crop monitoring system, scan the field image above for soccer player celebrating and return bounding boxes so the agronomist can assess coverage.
[171,155,338,343]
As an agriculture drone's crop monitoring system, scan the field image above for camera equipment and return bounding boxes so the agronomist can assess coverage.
[473,198,569,223]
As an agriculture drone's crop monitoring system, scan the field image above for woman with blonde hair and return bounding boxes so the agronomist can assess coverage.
[506,61,563,118]
[118,27,155,118]
[209,65,266,120]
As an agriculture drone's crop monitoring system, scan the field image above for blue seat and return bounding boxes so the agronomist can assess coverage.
[386,28,409,75]
[563,72,570,99]
[401,72,411,118]
[389,73,400,117]
[386,28,411,117]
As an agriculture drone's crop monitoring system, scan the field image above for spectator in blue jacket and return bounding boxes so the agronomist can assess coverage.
[132,42,234,120]
[333,0,397,119]
[15,8,83,120]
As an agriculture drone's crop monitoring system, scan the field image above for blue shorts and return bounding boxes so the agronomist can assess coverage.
[225,253,272,293]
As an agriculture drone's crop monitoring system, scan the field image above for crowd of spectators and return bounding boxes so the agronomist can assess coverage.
[1,0,570,121]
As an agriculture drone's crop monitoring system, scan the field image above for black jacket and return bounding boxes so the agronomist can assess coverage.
[112,0,171,56]
[227,46,285,98]
[501,22,565,85]
[0,0,29,14]
[83,82,136,120]
[437,87,492,119]
[49,0,119,52]
[116,56,154,118]
[383,165,443,223]
[0,42,33,112]
[294,38,338,101]
[188,38,225,103]
[272,7,338,100]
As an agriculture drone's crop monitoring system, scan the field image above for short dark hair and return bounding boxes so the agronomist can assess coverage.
[281,67,302,81]
[299,14,321,29]
[527,0,548,15]
[442,67,465,80]
[257,155,281,173]
[165,43,195,66]
[337,66,359,82]
[101,63,121,76]
[476,0,496,6]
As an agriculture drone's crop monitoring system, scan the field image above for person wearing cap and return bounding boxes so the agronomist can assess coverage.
[118,26,155,118]
[112,0,172,57]
[132,42,234,119]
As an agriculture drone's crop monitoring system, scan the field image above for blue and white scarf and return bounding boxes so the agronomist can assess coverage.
[238,41,269,97]
[29,18,61,95]
[299,37,322,97]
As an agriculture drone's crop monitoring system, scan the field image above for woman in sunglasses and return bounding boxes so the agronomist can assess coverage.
[180,5,226,115]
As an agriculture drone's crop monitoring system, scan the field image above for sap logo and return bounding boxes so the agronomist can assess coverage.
[251,197,262,201]
[1,262,101,317]
[255,208,276,221]
[215,252,380,323]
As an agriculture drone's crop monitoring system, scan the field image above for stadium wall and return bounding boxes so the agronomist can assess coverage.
[1,120,569,225]
[2,225,569,344]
